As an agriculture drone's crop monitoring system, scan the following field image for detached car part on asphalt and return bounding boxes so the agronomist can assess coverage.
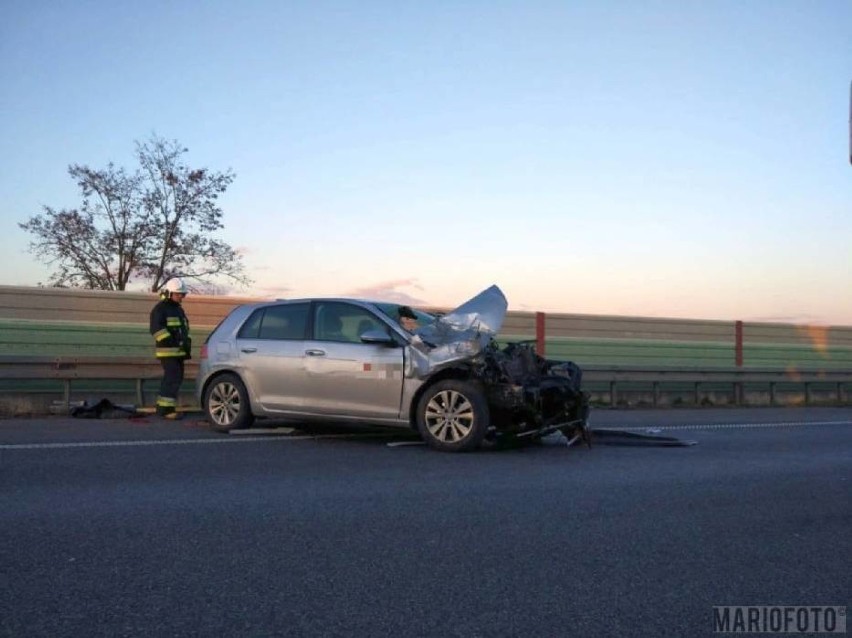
[197,285,590,452]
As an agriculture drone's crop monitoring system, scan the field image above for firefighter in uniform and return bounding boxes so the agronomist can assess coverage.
[150,277,192,419]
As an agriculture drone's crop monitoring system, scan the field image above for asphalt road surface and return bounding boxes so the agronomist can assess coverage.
[1,407,850,637]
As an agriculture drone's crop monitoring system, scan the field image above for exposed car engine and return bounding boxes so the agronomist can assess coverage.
[474,339,590,441]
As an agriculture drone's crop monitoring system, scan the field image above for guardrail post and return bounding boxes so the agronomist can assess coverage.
[63,380,71,411]
[653,382,660,407]
[694,382,700,405]
[838,382,844,405]
[735,320,743,367]
[804,382,812,406]
[609,381,617,407]
[535,312,546,356]
[769,382,777,406]
[136,378,144,406]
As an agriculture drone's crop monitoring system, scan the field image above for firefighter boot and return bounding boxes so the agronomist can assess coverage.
[156,404,177,418]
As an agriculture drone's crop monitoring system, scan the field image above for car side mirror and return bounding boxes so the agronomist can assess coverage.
[360,329,397,346]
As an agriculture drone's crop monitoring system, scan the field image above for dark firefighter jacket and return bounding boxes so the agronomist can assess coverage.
[150,295,191,359]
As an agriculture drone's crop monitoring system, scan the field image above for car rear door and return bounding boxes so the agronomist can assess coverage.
[235,302,310,411]
[300,301,405,418]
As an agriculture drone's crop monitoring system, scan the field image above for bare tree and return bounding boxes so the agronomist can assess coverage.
[19,135,251,292]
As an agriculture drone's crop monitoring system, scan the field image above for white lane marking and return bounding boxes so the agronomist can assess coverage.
[0,432,396,451]
[601,420,852,432]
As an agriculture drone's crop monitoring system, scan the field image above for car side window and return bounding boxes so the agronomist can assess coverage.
[238,303,309,340]
[238,309,263,339]
[313,302,385,344]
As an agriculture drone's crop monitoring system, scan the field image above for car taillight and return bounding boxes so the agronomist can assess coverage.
[200,344,208,360]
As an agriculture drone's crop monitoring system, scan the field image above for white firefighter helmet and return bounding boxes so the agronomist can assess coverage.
[163,277,188,295]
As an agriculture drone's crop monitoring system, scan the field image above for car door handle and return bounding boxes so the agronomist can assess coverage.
[241,347,257,353]
[305,349,326,357]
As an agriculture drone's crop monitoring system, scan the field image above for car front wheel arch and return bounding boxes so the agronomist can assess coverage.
[415,379,489,452]
[407,367,473,428]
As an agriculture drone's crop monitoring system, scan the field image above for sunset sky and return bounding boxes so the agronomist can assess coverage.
[1,1,850,325]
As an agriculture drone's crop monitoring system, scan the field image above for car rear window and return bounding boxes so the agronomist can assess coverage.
[238,303,309,340]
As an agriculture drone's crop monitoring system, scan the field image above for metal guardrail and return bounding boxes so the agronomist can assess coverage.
[0,356,850,410]
[0,356,199,408]
[583,365,852,406]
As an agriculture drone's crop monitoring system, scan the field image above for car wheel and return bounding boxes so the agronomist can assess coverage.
[203,373,254,432]
[416,380,489,452]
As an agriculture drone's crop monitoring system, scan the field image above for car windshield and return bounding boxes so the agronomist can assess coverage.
[374,302,436,327]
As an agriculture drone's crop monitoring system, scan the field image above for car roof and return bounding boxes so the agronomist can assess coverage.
[254,297,383,308]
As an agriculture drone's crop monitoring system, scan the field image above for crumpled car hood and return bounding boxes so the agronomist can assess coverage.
[407,284,508,378]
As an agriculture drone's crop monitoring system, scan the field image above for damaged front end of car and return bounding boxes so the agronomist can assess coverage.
[475,340,591,446]
[408,285,591,448]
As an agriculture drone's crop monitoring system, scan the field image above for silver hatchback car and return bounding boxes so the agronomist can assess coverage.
[197,285,589,452]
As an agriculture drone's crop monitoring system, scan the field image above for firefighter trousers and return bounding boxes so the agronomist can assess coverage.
[156,358,185,414]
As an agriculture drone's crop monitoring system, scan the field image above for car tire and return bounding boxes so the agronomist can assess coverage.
[203,373,254,432]
[415,380,489,452]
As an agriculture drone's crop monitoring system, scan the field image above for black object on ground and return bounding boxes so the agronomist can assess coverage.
[70,399,141,419]
[590,428,697,447]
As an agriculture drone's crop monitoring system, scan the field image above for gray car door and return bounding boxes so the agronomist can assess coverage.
[300,301,405,418]
[235,302,310,411]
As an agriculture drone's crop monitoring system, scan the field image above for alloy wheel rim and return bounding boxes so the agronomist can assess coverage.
[209,382,241,426]
[424,390,474,442]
